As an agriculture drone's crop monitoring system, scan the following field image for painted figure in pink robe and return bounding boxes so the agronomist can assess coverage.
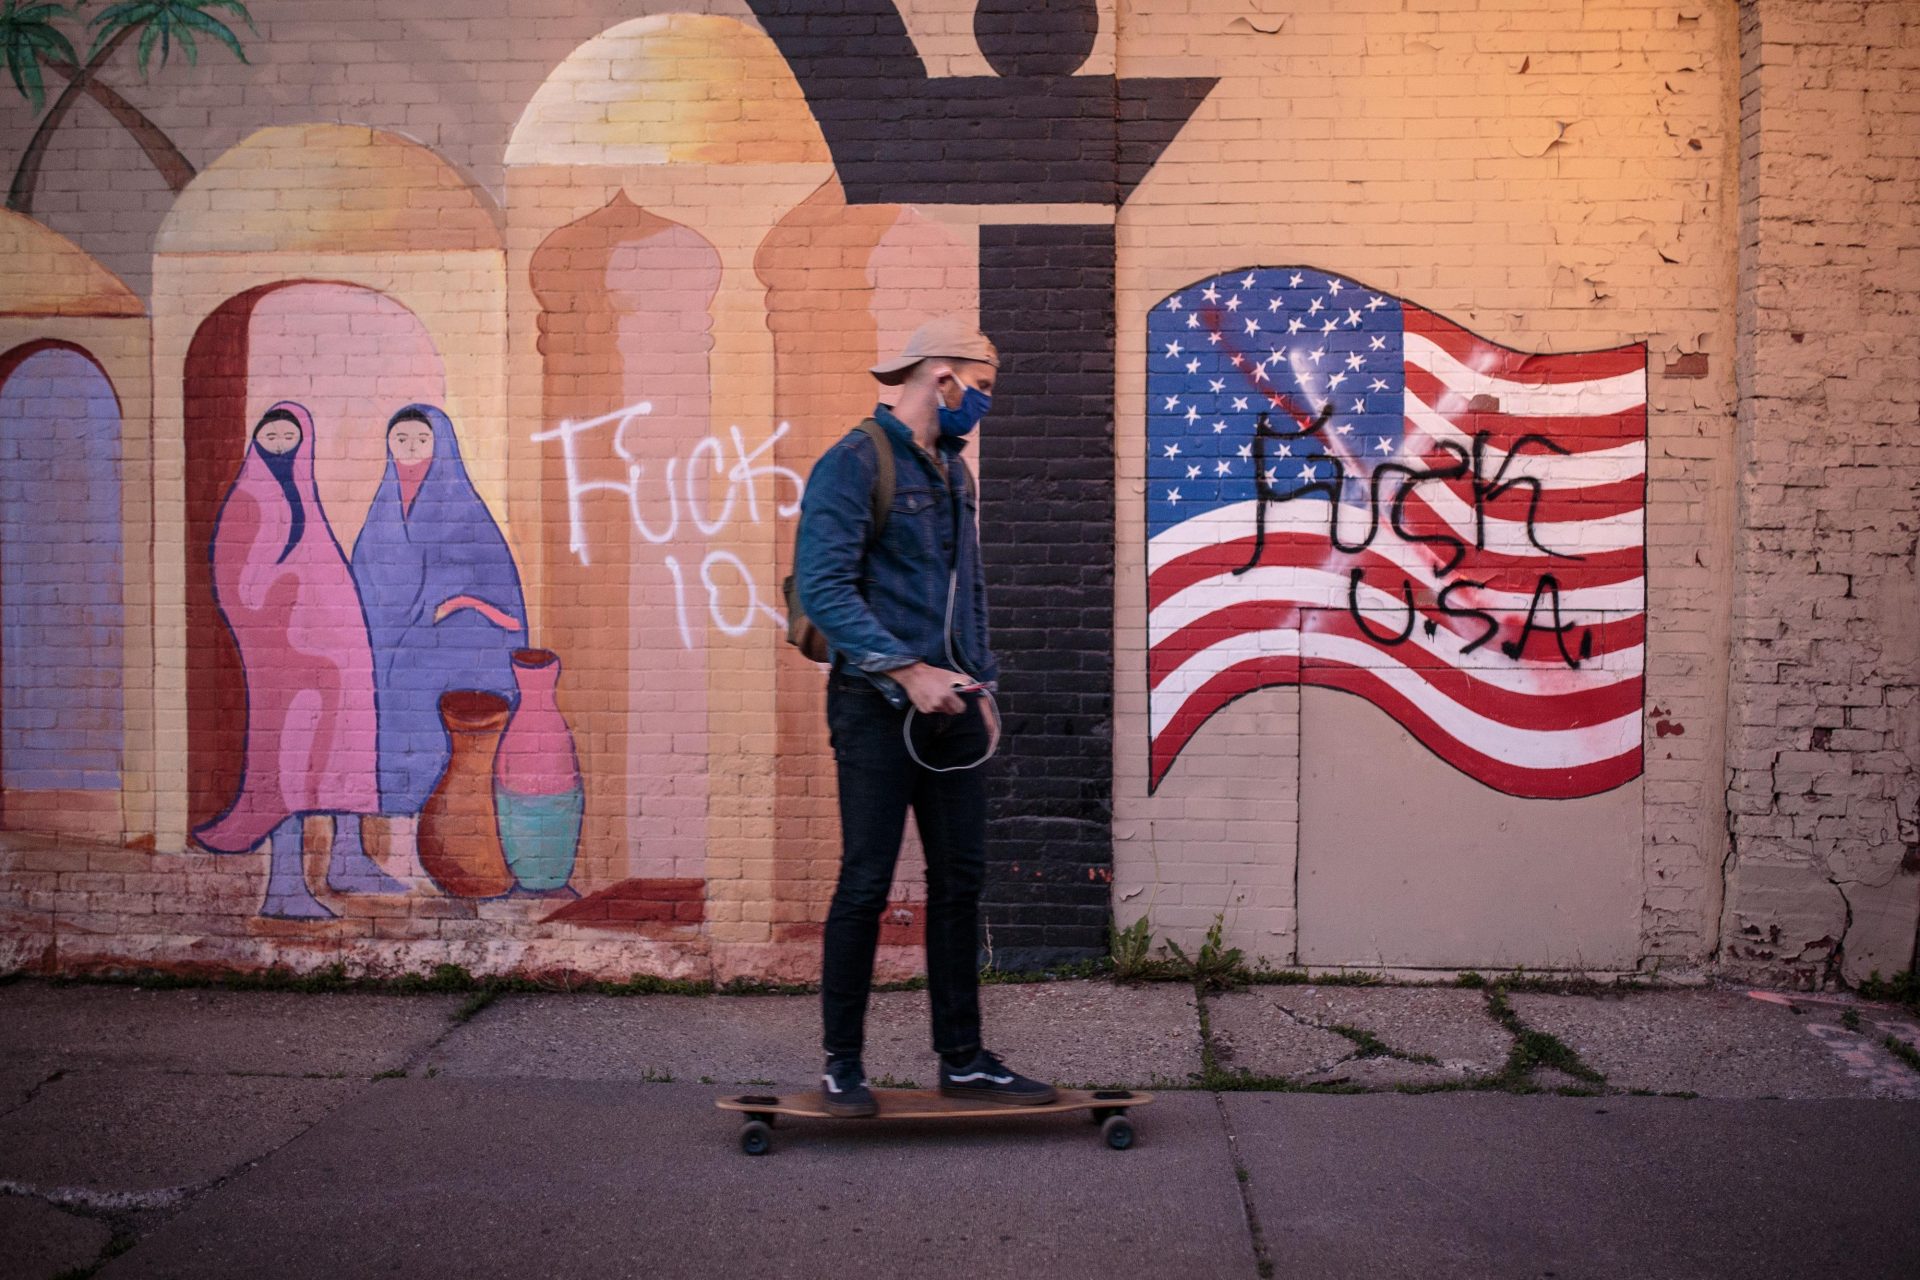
[192,403,406,919]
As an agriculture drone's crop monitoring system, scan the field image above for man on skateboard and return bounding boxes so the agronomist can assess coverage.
[794,316,1057,1118]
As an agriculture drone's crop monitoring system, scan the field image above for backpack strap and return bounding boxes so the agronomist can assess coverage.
[856,418,894,539]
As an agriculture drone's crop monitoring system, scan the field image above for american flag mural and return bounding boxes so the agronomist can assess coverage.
[1146,268,1647,799]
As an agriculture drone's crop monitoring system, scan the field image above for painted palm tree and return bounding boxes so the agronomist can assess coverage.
[2,3,76,110]
[5,0,256,215]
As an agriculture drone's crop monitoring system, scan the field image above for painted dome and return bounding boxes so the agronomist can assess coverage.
[157,125,499,255]
[0,212,142,317]
[507,14,830,167]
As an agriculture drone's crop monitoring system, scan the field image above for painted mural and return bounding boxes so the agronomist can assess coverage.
[3,0,256,215]
[0,0,1774,980]
[351,405,529,881]
[0,344,124,809]
[185,395,543,919]
[0,7,1038,972]
[1146,268,1648,800]
[192,401,389,917]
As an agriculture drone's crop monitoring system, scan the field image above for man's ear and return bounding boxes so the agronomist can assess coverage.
[927,363,961,403]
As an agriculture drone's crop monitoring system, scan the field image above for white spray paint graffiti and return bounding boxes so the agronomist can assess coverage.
[531,401,807,648]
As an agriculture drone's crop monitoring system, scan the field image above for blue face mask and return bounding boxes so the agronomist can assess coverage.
[937,383,992,437]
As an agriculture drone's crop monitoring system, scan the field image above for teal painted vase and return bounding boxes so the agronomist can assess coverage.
[493,648,583,896]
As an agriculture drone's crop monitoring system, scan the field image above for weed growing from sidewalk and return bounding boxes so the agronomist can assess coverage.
[1460,969,1647,998]
[716,978,818,996]
[1108,914,1190,983]
[1202,1016,1437,1090]
[1885,1033,1920,1075]
[1841,1007,1861,1031]
[871,1075,919,1089]
[1245,965,1382,988]
[1188,977,1615,1097]
[1164,915,1248,992]
[1192,984,1222,1085]
[1482,986,1606,1089]
[453,989,497,1023]
[1857,968,1920,1014]
[980,957,1108,985]
[1325,1023,1439,1066]
[1110,915,1158,980]
[1191,991,1369,1093]
[1181,948,1622,1097]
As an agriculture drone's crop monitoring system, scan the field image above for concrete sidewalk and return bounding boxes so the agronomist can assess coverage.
[2,975,1917,1279]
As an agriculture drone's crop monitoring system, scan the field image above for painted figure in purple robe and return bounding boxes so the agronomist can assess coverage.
[350,405,526,872]
[192,403,408,919]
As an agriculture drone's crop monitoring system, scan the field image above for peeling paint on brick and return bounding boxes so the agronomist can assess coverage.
[1722,0,1920,988]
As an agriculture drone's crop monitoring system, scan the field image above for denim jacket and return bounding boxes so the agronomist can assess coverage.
[794,405,997,709]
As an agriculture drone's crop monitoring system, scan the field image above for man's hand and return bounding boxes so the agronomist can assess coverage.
[889,662,970,715]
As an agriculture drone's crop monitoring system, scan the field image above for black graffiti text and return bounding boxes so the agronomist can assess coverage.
[1230,411,1593,670]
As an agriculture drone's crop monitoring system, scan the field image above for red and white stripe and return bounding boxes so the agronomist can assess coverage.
[1147,307,1646,799]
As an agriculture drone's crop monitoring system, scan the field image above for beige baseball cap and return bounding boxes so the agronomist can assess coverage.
[870,315,999,385]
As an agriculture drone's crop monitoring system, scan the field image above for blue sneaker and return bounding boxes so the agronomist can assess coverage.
[938,1048,1057,1106]
[821,1056,877,1117]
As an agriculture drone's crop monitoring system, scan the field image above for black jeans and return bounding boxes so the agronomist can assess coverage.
[821,672,992,1059]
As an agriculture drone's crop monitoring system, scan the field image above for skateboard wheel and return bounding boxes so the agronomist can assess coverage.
[740,1120,773,1156]
[1101,1115,1134,1151]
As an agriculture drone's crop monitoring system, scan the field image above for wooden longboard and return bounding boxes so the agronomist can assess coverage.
[717,1088,1152,1154]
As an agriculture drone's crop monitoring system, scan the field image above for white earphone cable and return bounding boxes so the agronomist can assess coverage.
[902,523,999,773]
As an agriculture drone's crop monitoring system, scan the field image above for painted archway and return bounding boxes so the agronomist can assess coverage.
[181,282,448,835]
[756,189,982,950]
[528,195,721,913]
[0,212,150,844]
[150,124,507,851]
[504,12,989,976]
[505,12,836,962]
[0,341,126,838]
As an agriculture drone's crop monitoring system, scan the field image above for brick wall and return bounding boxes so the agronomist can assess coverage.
[1115,0,1738,971]
[0,0,1911,988]
[979,223,1118,968]
[1721,0,1920,986]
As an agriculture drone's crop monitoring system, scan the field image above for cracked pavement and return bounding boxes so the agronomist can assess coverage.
[1,976,1917,1279]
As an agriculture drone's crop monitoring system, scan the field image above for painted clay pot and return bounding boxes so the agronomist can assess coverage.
[418,690,514,898]
[494,649,584,895]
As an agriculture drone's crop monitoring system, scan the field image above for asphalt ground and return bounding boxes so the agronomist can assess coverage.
[2,978,1917,1279]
